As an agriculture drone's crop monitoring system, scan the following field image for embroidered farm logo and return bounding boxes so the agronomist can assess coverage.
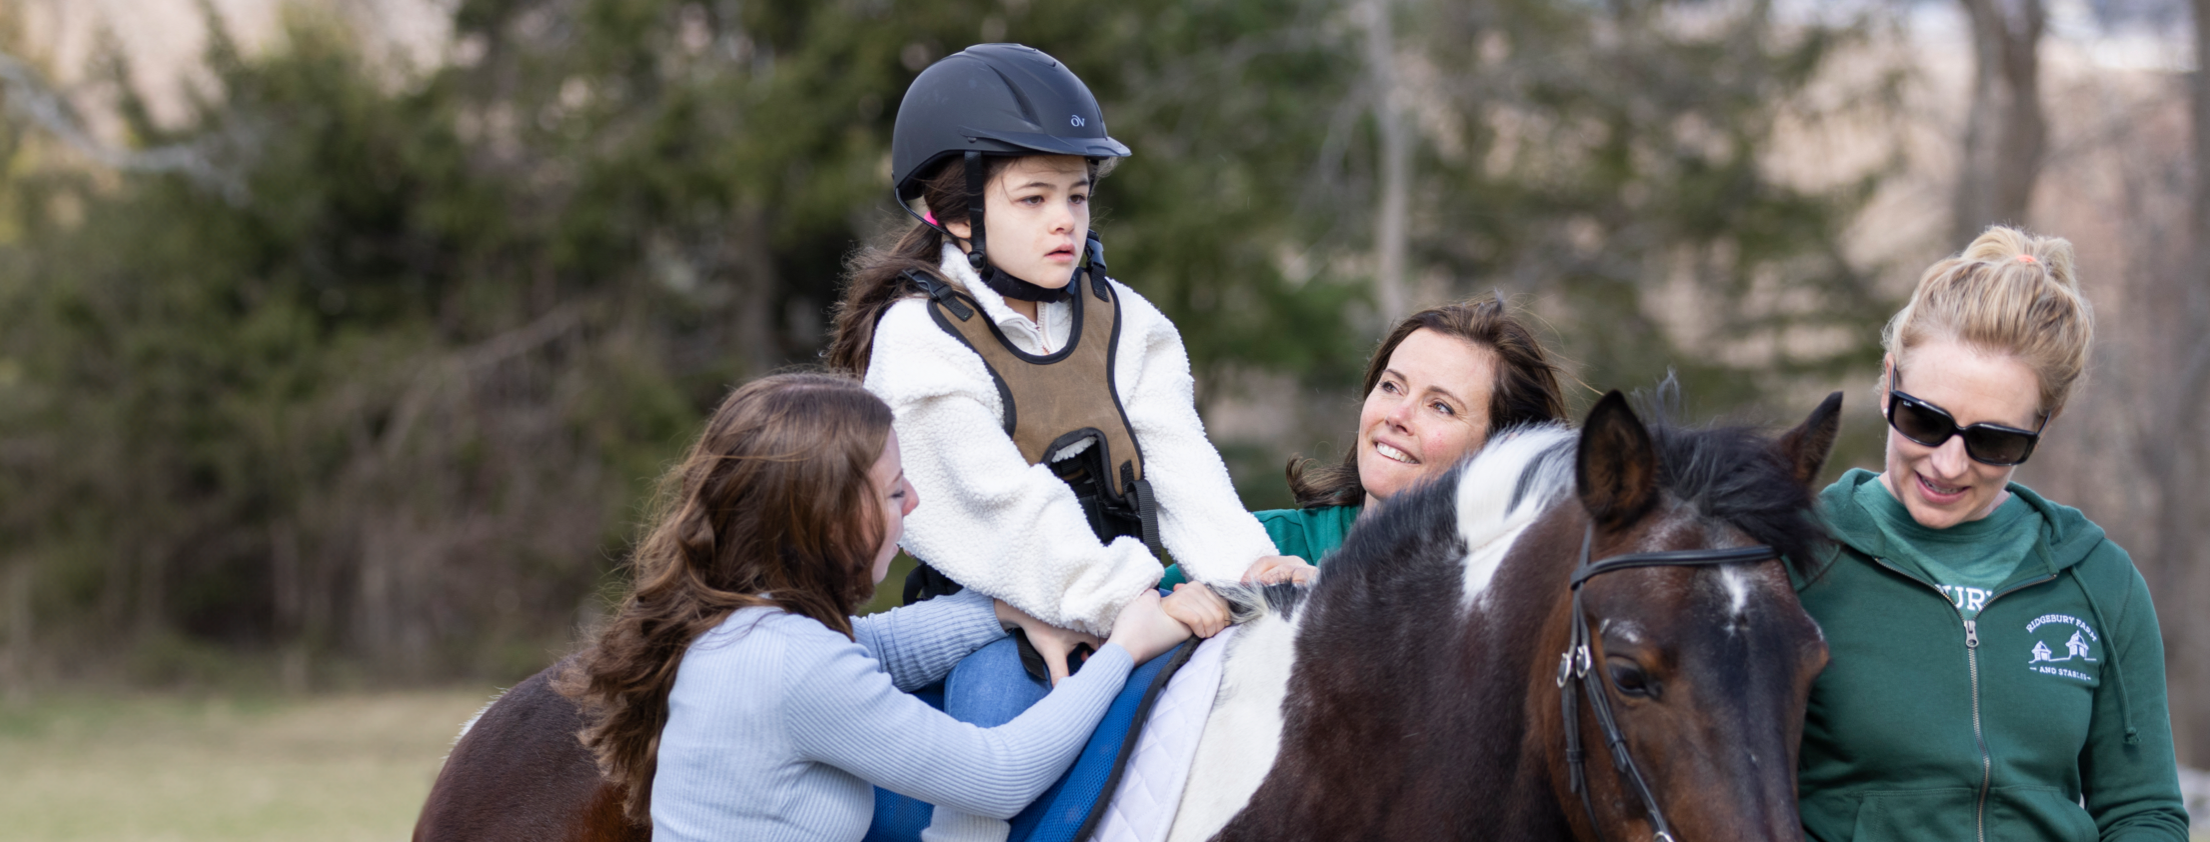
[2025,614,2098,682]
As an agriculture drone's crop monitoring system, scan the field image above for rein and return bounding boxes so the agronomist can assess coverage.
[1556,523,1776,842]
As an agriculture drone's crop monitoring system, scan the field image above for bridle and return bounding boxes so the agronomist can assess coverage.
[1556,522,1777,842]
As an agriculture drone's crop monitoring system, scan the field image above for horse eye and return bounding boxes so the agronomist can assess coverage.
[1607,660,1655,698]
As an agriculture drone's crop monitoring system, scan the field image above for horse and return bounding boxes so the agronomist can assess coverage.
[412,655,643,842]
[416,388,1841,842]
[1164,389,1840,841]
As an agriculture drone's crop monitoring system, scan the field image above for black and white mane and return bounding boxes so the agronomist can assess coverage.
[1223,416,1825,621]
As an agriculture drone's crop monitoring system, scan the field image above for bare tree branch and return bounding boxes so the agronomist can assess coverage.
[1363,0,1410,322]
[0,47,247,200]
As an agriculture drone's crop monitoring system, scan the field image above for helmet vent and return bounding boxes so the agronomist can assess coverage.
[984,64,1041,130]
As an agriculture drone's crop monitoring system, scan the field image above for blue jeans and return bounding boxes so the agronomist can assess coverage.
[944,635,1051,727]
[864,636,1048,842]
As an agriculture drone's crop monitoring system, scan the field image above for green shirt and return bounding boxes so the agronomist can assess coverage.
[1854,478,2040,618]
[1158,505,1360,588]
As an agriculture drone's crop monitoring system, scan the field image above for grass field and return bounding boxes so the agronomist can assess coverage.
[0,689,492,842]
[1,687,2203,841]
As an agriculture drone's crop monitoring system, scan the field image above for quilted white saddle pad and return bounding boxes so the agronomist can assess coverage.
[1084,624,1238,842]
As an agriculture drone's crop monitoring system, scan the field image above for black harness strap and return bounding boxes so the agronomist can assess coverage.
[906,269,974,321]
[1557,523,1776,842]
[965,150,988,273]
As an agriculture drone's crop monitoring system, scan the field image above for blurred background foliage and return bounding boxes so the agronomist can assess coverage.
[0,0,1934,687]
[6,1,2202,784]
[0,0,1889,688]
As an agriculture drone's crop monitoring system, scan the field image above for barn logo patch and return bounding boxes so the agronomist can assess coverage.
[2025,613,2098,682]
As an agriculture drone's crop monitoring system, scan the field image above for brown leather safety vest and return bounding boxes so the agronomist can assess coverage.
[902,237,1161,558]
[894,239,1165,682]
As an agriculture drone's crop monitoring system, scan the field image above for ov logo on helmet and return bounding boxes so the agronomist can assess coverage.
[1070,114,1086,127]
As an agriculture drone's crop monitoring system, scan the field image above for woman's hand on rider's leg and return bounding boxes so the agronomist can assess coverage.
[993,600,1102,686]
[1160,582,1231,639]
[1107,589,1193,664]
[1241,554,1315,586]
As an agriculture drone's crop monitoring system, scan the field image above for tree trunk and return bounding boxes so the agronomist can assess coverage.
[1953,0,2047,246]
[2163,0,2210,768]
[731,202,781,376]
[1363,0,1411,323]
[3,561,30,700]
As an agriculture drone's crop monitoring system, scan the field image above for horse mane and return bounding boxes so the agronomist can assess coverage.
[1217,423,1578,621]
[1644,421,1829,580]
[1222,581,1308,624]
[1630,378,1829,578]
[1217,387,1829,623]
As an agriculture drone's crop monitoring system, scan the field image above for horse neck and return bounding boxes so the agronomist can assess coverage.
[1482,505,1605,836]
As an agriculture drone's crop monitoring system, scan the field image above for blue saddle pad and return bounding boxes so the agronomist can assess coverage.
[864,640,1195,842]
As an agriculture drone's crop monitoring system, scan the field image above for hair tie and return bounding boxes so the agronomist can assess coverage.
[2016,253,2038,264]
[924,211,939,226]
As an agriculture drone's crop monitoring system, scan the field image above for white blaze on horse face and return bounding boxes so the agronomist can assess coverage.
[1721,565,1752,621]
[1454,426,1576,611]
[1169,607,1303,842]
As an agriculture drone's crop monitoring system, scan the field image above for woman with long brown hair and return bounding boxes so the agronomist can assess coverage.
[559,372,1190,842]
[1174,293,1568,588]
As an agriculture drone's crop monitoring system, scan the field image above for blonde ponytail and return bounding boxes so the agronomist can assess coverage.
[1882,226,2094,415]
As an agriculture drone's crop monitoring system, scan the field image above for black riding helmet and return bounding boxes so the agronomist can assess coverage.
[891,44,1130,296]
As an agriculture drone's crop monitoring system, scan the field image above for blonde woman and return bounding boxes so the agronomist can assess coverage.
[1794,227,2190,840]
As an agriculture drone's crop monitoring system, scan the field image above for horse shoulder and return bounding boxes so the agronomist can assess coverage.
[414,658,645,842]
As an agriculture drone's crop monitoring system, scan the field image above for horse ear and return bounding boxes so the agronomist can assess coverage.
[1576,390,1659,530]
[1775,391,1843,491]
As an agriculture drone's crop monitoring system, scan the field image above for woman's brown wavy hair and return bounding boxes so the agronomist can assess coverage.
[557,371,894,822]
[1286,294,1567,508]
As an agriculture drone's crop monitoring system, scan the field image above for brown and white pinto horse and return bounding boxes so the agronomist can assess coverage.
[1169,390,1840,841]
[412,655,641,842]
[417,389,1840,842]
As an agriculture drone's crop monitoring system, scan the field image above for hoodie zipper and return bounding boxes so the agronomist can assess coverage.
[1871,557,2054,842]
[1964,617,1987,842]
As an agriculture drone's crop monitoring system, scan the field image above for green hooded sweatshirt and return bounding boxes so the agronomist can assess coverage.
[1796,469,2190,841]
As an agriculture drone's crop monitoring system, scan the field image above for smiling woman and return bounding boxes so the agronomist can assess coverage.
[1795,226,2192,841]
[1353,327,1499,504]
[1223,295,1568,587]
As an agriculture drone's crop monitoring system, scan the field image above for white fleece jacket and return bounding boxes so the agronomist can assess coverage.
[862,245,1278,635]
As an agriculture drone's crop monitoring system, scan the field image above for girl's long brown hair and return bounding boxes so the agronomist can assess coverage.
[1287,294,1567,508]
[557,371,894,822]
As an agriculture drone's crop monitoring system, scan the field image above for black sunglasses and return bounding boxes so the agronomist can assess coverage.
[1885,364,2046,466]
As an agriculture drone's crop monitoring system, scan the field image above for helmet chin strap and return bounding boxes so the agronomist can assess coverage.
[983,265,1073,302]
[894,151,1097,307]
[965,151,989,274]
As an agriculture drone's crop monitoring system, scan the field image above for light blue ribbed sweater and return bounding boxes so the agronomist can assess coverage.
[651,587,1135,842]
